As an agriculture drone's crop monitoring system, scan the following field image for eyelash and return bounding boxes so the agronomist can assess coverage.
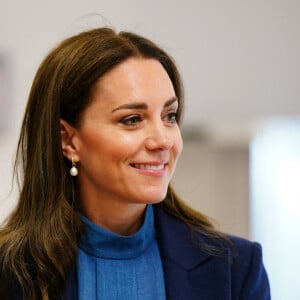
[120,115,142,126]
[119,112,178,127]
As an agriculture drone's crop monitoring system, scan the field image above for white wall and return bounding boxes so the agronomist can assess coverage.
[173,138,250,238]
[250,118,300,300]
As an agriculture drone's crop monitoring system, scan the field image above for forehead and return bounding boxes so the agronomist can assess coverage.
[89,57,176,108]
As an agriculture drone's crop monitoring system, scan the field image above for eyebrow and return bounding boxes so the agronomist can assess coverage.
[111,97,178,113]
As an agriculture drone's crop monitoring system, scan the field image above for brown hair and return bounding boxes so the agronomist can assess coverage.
[0,27,223,299]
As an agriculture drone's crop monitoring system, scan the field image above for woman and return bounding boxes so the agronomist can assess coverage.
[0,27,270,299]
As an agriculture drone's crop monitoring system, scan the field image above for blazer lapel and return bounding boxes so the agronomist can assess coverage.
[154,206,231,300]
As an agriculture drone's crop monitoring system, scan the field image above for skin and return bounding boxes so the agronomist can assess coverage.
[61,57,183,235]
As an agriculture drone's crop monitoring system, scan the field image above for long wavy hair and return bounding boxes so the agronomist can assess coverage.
[0,27,225,299]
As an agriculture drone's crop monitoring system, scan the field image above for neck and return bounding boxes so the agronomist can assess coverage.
[78,198,147,236]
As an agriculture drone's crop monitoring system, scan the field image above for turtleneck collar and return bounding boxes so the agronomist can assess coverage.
[78,205,155,260]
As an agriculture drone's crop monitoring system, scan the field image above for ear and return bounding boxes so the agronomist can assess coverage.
[60,119,80,162]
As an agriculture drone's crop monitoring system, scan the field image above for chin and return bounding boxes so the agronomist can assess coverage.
[129,184,169,205]
[146,197,165,205]
[140,190,168,204]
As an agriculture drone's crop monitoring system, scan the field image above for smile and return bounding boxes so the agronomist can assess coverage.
[131,163,166,170]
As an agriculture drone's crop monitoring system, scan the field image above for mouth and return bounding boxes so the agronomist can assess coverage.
[130,163,167,171]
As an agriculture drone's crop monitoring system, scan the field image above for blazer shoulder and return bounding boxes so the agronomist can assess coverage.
[228,235,271,299]
[228,235,262,260]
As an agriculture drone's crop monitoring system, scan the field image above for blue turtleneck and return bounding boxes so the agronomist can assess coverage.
[76,205,166,300]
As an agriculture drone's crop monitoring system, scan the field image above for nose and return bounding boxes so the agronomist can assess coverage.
[144,122,173,151]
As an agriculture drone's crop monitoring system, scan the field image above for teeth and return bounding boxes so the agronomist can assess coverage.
[134,164,165,170]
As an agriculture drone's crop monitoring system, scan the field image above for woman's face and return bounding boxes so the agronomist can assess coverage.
[71,57,183,207]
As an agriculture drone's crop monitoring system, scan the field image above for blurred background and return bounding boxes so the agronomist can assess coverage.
[0,1,299,298]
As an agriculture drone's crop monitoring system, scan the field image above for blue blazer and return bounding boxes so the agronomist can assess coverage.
[63,206,270,299]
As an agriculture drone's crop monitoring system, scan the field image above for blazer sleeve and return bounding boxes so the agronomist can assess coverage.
[231,238,271,300]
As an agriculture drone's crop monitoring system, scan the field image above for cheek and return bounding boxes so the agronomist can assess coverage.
[114,133,140,148]
[85,131,142,162]
[173,130,183,158]
[106,134,144,161]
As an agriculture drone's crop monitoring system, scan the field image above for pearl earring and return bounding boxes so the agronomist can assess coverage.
[70,157,78,176]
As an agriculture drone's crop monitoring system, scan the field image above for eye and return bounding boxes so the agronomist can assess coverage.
[119,115,142,126]
[164,112,178,124]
